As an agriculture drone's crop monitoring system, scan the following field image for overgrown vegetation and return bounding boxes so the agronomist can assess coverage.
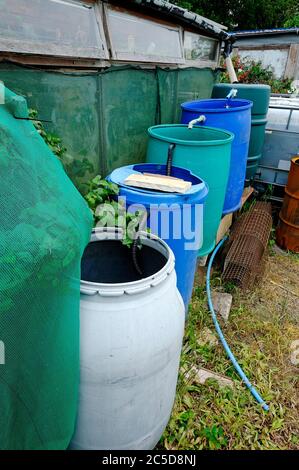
[284,11,299,27]
[161,251,299,450]
[29,109,94,189]
[30,110,145,246]
[83,175,147,247]
[173,0,297,31]
[220,56,294,94]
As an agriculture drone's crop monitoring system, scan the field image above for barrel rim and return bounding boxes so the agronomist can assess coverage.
[107,163,209,203]
[148,124,234,146]
[213,83,271,90]
[181,98,253,113]
[292,156,299,166]
[80,227,177,296]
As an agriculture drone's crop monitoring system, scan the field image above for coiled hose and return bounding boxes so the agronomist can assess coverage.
[206,237,269,412]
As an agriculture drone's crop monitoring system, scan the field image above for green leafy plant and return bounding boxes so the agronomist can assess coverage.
[220,56,295,94]
[261,184,274,202]
[201,425,228,450]
[268,228,276,252]
[284,13,299,27]
[173,0,296,31]
[83,175,147,247]
[29,109,94,188]
[161,252,299,450]
[83,175,119,212]
[30,109,148,247]
[29,109,67,159]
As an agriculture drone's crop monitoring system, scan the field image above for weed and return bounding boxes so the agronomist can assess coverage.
[161,251,299,450]
[261,184,274,202]
[201,425,228,449]
[30,109,146,247]
[220,56,295,94]
[83,175,148,247]
[29,108,94,189]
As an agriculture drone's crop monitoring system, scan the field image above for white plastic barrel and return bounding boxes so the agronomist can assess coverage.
[70,227,185,450]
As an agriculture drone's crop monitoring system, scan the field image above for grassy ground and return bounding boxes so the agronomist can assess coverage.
[161,247,299,450]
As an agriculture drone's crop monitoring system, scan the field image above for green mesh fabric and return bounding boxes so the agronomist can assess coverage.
[0,87,93,449]
[0,64,217,178]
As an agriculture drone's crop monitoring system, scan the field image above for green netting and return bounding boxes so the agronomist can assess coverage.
[0,64,217,178]
[0,87,93,449]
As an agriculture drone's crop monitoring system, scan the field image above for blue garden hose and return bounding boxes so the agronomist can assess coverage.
[206,236,269,412]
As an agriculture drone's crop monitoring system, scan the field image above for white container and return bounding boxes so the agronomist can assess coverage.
[70,228,185,450]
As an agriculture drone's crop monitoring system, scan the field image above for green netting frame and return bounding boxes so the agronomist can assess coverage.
[0,87,93,449]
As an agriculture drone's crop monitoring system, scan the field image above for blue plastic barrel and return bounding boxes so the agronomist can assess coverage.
[212,83,270,181]
[181,98,252,214]
[107,163,208,310]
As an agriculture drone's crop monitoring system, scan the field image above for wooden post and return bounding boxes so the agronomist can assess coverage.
[285,44,299,80]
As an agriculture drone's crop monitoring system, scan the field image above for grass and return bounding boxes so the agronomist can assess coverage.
[161,248,299,450]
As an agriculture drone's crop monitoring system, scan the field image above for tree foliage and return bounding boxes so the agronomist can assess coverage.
[172,0,297,30]
[284,13,299,28]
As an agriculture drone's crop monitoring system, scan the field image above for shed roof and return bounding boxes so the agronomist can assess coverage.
[230,27,299,39]
[117,0,229,39]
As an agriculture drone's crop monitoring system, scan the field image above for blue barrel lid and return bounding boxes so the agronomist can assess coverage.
[107,163,208,205]
[181,98,253,113]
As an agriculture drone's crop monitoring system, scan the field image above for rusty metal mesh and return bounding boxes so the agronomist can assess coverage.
[222,202,272,288]
[230,202,272,244]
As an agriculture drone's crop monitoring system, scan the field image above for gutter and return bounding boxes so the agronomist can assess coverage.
[230,27,299,39]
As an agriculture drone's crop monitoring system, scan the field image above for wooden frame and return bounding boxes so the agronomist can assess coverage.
[0,52,107,69]
[235,44,290,51]
[0,0,108,60]
[285,44,299,79]
[0,0,223,69]
[103,3,185,65]
[94,1,110,59]
[183,30,220,68]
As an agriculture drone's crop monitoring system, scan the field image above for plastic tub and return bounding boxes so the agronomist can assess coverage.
[107,163,208,308]
[146,125,233,256]
[70,228,185,450]
[181,98,252,213]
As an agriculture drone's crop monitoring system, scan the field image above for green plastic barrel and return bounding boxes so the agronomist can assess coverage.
[212,83,270,181]
[146,125,234,256]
